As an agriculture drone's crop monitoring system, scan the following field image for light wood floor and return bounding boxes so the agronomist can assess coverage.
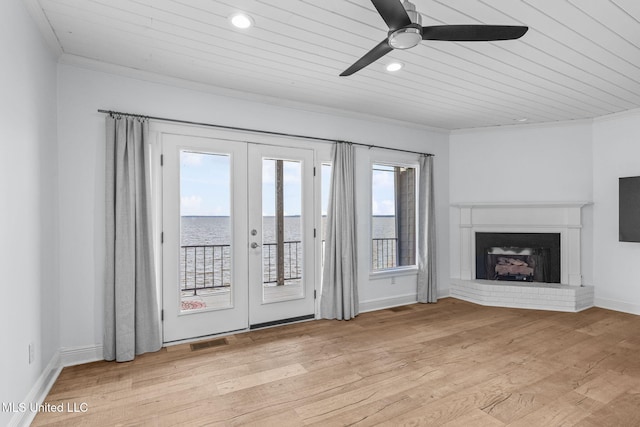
[33,298,640,426]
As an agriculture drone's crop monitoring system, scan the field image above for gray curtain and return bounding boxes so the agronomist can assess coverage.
[417,155,437,303]
[104,115,161,362]
[321,143,358,320]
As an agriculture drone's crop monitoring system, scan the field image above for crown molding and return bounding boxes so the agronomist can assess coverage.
[450,117,595,136]
[58,54,450,136]
[592,107,640,124]
[22,0,63,57]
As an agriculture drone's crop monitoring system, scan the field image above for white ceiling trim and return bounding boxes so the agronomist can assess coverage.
[592,106,640,124]
[22,0,63,56]
[58,53,451,135]
[449,117,595,136]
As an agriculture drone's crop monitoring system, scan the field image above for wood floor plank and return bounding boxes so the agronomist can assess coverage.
[31,298,640,426]
[293,364,442,424]
[506,391,603,427]
[576,390,640,427]
[443,408,505,427]
[306,393,423,427]
[574,369,638,404]
[216,363,307,395]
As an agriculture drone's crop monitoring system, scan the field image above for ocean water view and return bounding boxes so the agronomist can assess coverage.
[180,215,397,246]
[179,216,398,291]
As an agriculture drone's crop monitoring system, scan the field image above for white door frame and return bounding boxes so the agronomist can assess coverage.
[151,122,329,343]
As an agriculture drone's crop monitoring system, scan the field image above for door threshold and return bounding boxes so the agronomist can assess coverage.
[163,328,246,347]
[250,314,315,330]
[164,314,317,346]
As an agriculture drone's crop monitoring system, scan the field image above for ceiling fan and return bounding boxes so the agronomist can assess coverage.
[340,0,528,76]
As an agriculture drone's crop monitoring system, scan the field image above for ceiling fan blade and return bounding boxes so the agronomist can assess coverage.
[340,39,393,77]
[371,0,412,31]
[422,25,528,41]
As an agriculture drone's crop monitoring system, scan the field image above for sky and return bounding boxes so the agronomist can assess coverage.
[179,151,396,217]
[372,165,396,216]
[180,151,230,216]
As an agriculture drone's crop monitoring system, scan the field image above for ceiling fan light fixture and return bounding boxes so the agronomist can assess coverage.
[385,62,404,72]
[388,28,422,49]
[229,12,254,29]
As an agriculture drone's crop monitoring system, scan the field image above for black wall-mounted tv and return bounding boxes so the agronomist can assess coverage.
[619,176,640,242]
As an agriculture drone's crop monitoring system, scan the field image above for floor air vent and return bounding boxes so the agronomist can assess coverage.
[190,338,228,351]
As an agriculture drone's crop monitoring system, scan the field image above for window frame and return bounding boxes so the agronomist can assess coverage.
[369,150,420,277]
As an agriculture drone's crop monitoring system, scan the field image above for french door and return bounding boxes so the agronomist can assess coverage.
[161,130,315,342]
[248,144,315,327]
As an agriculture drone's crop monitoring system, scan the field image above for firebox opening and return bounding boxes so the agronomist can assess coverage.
[475,233,560,284]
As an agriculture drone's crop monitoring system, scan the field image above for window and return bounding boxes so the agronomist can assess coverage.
[371,163,416,271]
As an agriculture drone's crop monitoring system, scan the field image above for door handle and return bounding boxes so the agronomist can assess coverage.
[251,242,260,249]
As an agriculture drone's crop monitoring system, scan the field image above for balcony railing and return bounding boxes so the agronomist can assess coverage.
[262,241,302,284]
[180,237,398,294]
[372,237,398,270]
[180,244,231,295]
[180,241,302,295]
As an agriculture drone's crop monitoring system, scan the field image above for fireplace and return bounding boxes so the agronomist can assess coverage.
[475,232,560,283]
[450,202,594,313]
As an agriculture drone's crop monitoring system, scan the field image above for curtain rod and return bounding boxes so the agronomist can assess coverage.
[97,109,434,157]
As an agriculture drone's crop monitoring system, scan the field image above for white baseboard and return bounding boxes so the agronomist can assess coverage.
[594,297,640,316]
[437,287,451,299]
[9,352,62,427]
[359,287,451,313]
[9,346,104,426]
[359,294,418,313]
[59,345,104,367]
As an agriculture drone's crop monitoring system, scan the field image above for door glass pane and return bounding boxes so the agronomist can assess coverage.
[180,151,232,312]
[262,158,303,303]
[321,163,332,267]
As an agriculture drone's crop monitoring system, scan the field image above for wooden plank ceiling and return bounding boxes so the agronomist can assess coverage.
[30,0,640,130]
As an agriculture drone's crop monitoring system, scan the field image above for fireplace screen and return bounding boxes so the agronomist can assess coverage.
[475,232,560,283]
[485,247,551,282]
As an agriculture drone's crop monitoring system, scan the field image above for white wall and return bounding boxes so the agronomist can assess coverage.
[0,0,59,425]
[449,122,594,286]
[593,110,640,314]
[56,63,450,352]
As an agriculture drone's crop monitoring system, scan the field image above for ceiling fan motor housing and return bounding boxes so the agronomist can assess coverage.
[402,0,422,25]
[388,0,423,49]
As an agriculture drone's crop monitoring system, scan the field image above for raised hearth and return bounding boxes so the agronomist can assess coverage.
[450,279,594,312]
[451,202,594,312]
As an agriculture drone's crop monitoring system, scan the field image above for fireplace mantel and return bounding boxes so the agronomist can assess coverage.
[452,201,592,286]
[451,201,592,208]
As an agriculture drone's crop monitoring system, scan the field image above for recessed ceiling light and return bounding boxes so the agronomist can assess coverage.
[515,118,529,122]
[229,12,254,29]
[385,62,404,72]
